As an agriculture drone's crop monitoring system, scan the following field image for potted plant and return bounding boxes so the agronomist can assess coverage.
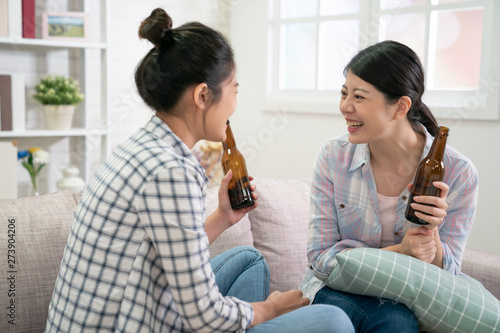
[33,74,84,130]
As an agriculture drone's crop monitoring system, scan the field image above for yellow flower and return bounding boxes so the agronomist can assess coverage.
[29,147,41,154]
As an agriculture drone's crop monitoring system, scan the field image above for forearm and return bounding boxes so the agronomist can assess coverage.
[383,243,402,254]
[249,301,275,327]
[204,208,231,244]
[430,228,443,268]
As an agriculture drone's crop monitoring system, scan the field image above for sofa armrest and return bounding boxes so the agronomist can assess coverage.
[0,191,81,332]
[461,249,500,300]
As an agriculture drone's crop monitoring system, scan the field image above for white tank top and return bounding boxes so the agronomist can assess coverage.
[377,193,399,248]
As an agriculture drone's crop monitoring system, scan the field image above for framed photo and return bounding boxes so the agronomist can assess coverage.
[42,12,88,41]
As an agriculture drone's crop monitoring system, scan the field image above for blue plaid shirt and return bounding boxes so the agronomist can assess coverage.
[300,127,479,300]
[46,116,253,332]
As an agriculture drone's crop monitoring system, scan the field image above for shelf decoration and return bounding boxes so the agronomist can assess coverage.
[57,165,85,193]
[0,74,26,132]
[0,141,17,199]
[18,147,50,196]
[33,74,84,130]
[7,0,22,39]
[22,0,36,39]
[42,11,88,41]
[0,0,8,37]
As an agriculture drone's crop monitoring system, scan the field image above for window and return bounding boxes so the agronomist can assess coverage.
[267,0,500,119]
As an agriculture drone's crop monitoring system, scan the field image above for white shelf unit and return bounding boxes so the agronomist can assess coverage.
[0,1,110,195]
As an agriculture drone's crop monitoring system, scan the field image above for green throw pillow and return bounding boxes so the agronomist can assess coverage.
[325,248,500,333]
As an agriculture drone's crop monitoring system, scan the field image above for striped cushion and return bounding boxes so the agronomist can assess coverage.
[325,248,500,333]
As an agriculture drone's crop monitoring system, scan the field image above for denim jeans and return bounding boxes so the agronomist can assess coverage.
[211,245,270,302]
[313,286,419,333]
[211,247,354,332]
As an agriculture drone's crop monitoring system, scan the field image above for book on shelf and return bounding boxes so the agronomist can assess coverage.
[22,0,36,39]
[0,75,13,131]
[0,74,26,132]
[8,0,22,39]
[0,141,18,199]
[0,0,8,37]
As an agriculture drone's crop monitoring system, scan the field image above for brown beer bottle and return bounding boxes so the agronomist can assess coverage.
[405,126,449,225]
[221,120,255,209]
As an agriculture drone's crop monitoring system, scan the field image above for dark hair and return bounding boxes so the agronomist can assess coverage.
[135,8,235,113]
[344,40,439,136]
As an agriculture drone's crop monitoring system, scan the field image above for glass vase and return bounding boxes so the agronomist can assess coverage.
[30,176,40,196]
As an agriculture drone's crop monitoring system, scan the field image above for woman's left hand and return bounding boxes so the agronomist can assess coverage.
[217,170,258,227]
[407,181,449,229]
[205,170,258,244]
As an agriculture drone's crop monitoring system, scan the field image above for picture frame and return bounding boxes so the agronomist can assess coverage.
[42,12,88,41]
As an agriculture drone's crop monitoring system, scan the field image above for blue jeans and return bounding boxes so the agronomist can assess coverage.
[211,246,270,302]
[211,247,354,332]
[313,286,419,333]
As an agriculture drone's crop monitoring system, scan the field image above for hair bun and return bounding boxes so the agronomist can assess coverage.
[138,8,173,47]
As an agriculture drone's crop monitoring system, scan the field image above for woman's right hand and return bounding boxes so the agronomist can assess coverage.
[249,290,310,327]
[399,226,437,263]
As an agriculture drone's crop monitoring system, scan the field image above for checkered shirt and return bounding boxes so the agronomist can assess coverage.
[45,116,253,332]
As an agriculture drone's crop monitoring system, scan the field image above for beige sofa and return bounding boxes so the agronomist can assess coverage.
[1,177,499,332]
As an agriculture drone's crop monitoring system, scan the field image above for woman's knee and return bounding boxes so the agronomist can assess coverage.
[212,246,268,273]
[302,304,354,333]
[376,299,419,332]
[312,288,418,332]
[231,246,267,265]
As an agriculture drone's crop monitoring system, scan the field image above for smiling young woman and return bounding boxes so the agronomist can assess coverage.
[300,40,479,333]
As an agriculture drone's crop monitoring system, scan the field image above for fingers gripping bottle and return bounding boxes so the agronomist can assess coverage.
[405,126,449,225]
[221,120,255,209]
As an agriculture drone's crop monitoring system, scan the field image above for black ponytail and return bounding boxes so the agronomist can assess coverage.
[408,100,438,137]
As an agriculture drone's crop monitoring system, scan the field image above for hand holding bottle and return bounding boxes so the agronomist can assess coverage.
[204,170,258,244]
[218,169,258,226]
[405,126,449,225]
[221,120,256,209]
[406,181,449,229]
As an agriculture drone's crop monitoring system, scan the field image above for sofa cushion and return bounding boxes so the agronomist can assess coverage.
[249,178,311,293]
[325,247,500,333]
[0,191,81,333]
[206,186,254,258]
[462,248,500,300]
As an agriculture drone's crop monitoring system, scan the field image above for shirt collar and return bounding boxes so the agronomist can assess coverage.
[349,143,369,172]
[144,115,193,158]
[144,116,208,182]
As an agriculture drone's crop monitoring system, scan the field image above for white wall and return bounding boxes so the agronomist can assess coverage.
[227,0,500,255]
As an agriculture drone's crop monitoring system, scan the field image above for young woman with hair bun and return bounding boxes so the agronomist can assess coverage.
[45,8,353,333]
[300,40,479,332]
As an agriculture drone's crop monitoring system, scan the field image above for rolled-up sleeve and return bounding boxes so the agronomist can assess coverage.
[440,161,479,275]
